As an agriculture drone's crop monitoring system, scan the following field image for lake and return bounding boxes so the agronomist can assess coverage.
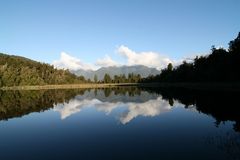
[0,87,239,160]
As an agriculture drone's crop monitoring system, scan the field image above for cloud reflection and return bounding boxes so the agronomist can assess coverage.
[119,97,171,124]
[54,96,172,124]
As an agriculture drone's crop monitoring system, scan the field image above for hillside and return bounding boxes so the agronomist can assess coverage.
[72,65,160,80]
[0,53,86,87]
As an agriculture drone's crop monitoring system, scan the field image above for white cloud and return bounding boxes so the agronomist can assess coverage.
[52,52,95,71]
[117,45,173,70]
[95,55,119,67]
[52,46,176,71]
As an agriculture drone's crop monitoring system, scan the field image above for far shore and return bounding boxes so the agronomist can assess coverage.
[1,82,240,91]
[0,83,138,90]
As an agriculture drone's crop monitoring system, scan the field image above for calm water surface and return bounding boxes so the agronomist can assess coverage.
[0,87,239,160]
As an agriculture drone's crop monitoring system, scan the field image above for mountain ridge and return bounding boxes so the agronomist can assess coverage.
[71,65,160,80]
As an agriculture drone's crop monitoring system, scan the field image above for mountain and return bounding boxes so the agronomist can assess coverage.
[71,65,160,80]
[0,53,86,87]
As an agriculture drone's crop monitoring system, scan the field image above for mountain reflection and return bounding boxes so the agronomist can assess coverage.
[0,87,239,131]
[0,87,157,121]
[53,96,172,124]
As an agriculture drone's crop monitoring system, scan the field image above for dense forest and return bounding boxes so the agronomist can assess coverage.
[141,32,240,83]
[0,53,87,87]
[101,73,141,83]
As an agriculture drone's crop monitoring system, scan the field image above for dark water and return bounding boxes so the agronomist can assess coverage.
[0,87,240,160]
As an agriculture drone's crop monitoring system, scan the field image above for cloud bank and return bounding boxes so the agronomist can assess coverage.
[95,55,119,68]
[117,45,172,70]
[52,46,174,71]
[52,52,94,71]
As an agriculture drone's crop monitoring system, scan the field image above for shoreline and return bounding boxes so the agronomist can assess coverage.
[1,82,240,91]
[0,83,138,90]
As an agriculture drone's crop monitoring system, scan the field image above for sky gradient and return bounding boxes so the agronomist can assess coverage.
[1,0,240,70]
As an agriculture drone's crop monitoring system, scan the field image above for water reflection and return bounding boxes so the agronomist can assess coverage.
[0,89,81,120]
[205,131,240,160]
[0,87,240,160]
[0,87,239,131]
[53,95,172,124]
[145,87,240,132]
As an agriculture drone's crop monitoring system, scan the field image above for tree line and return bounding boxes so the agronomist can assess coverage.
[99,73,141,83]
[141,32,240,83]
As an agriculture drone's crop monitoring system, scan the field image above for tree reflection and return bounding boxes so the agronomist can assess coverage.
[141,87,240,132]
[0,89,85,120]
[0,87,146,121]
[0,86,240,133]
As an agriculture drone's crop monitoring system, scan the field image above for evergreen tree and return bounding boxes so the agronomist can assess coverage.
[94,74,98,83]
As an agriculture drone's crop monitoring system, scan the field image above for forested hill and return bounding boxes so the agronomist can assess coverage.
[0,53,86,87]
[141,32,240,83]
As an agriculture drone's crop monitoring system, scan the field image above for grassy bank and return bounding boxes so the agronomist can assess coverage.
[0,83,138,90]
[1,82,240,91]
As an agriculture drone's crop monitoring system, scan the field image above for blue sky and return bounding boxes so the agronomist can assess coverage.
[1,0,240,70]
